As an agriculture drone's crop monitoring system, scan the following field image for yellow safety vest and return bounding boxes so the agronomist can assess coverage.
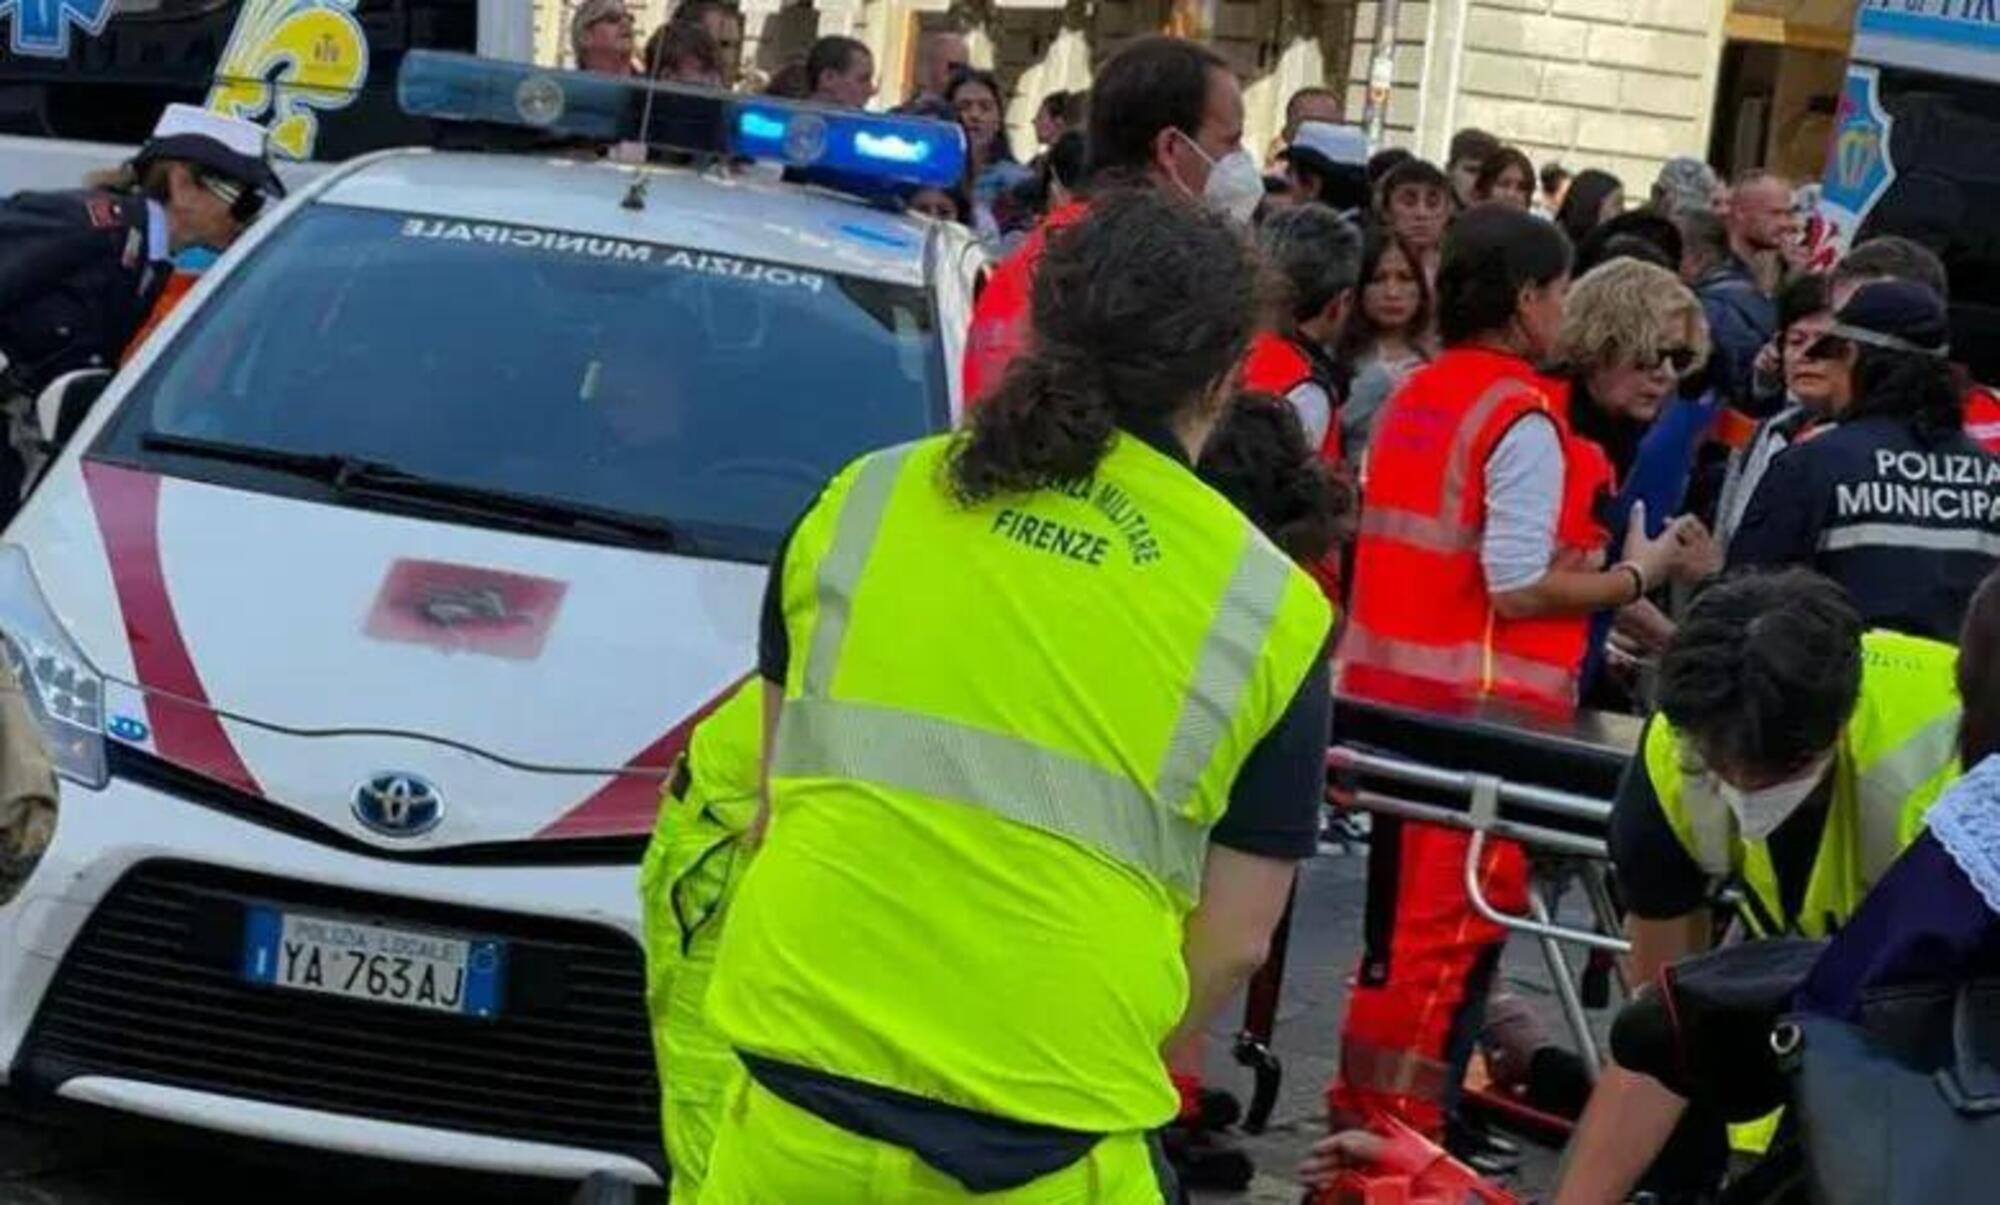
[706,432,1331,1133]
[1643,628,1961,1156]
[1645,628,1962,939]
[638,678,764,1198]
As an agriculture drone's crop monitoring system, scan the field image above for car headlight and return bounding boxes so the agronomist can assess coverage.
[0,545,105,789]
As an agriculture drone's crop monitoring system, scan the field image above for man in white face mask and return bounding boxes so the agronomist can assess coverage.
[1153,61,1258,224]
[1611,567,1961,977]
[1558,568,1963,1202]
[964,36,1258,404]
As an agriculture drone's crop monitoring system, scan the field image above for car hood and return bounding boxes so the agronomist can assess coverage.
[20,463,762,846]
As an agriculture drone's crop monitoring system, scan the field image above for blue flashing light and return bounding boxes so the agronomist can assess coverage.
[400,51,966,192]
[730,100,964,189]
[853,131,932,166]
[736,110,788,143]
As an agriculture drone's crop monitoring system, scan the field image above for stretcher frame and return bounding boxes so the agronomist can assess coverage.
[1325,743,1630,1079]
[1228,699,1645,1135]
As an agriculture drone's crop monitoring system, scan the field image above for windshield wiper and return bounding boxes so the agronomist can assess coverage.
[138,432,682,551]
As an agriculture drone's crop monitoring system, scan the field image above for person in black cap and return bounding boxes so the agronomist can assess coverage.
[0,104,282,507]
[1729,279,2000,641]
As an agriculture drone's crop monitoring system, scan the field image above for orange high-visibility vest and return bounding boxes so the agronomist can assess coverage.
[962,201,1089,409]
[1338,346,1609,715]
[121,269,197,363]
[1241,331,1342,465]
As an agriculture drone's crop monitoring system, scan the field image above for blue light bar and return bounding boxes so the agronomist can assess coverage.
[729,99,965,189]
[398,52,966,191]
[398,51,660,143]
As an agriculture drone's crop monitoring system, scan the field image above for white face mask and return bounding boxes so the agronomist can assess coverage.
[1173,131,1263,225]
[1718,752,1835,841]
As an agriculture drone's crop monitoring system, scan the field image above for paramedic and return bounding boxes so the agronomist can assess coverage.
[699,190,1333,1202]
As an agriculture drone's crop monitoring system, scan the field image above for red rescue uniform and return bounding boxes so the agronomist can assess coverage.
[1241,331,1342,464]
[1242,331,1346,603]
[962,201,1088,408]
[1330,346,1610,1137]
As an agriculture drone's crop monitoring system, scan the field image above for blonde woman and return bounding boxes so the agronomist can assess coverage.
[1548,256,1720,695]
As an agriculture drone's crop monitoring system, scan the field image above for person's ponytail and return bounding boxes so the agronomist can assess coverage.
[1849,347,1962,446]
[950,347,1116,503]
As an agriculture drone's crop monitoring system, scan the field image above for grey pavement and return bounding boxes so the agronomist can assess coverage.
[0,850,1581,1203]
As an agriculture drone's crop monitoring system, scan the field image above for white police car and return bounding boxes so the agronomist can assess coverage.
[0,53,982,1187]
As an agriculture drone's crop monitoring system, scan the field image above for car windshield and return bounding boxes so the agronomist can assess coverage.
[97,204,946,561]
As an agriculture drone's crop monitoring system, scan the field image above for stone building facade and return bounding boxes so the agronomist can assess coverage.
[530,0,1860,189]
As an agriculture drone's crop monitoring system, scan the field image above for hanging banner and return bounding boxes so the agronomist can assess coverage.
[1856,0,2000,83]
[206,0,371,160]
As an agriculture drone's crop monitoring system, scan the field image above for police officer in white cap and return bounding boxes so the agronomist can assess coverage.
[0,104,282,504]
[1277,121,1371,218]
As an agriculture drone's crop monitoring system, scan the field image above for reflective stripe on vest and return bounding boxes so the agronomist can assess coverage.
[1819,522,2000,558]
[1356,378,1539,556]
[1340,619,1579,704]
[1852,708,1960,884]
[785,442,1297,897]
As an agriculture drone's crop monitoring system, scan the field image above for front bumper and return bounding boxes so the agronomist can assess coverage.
[0,760,662,1185]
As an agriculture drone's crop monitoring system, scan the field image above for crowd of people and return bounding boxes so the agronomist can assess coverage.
[633,23,2000,1205]
[14,7,2000,1199]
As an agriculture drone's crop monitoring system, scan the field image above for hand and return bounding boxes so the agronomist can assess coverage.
[1664,516,1720,581]
[1752,339,1781,385]
[1299,1130,1389,1188]
[1621,505,1715,590]
[1608,598,1676,671]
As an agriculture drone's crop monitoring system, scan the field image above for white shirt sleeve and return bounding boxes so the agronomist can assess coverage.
[1284,383,1334,449]
[1480,414,1564,594]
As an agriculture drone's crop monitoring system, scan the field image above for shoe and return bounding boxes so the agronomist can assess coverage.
[1445,1118,1522,1176]
[1196,1086,1243,1132]
[1161,1124,1255,1192]
[1319,811,1371,854]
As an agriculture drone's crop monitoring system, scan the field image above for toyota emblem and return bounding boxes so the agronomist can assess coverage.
[352,772,445,838]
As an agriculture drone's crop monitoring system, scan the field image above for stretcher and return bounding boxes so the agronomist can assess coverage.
[1331,696,1642,1074]
[1231,695,1643,1134]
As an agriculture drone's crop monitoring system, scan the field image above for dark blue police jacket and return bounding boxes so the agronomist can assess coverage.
[0,189,167,397]
[1728,414,2000,642]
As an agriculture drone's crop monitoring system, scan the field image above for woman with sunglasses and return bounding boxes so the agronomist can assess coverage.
[1729,279,2000,642]
[1714,273,1836,553]
[1544,258,1720,698]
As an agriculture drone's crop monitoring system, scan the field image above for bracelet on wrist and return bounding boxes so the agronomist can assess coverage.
[1615,561,1647,604]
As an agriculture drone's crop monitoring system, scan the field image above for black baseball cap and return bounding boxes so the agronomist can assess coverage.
[1811,279,1951,360]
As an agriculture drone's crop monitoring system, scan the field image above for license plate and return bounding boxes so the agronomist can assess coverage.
[242,907,504,1018]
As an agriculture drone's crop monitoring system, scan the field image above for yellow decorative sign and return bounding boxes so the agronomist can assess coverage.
[205,0,370,161]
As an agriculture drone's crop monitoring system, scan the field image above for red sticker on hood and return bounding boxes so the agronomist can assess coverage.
[364,560,568,660]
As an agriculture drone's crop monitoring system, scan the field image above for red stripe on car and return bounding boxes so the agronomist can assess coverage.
[83,462,263,796]
[536,674,750,839]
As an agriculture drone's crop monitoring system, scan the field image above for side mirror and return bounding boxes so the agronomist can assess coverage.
[33,369,111,453]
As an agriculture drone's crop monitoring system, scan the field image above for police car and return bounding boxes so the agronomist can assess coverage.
[0,53,981,1186]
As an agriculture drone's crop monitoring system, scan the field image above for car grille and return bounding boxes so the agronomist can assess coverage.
[17,859,662,1174]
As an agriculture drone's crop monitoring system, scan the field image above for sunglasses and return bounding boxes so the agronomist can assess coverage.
[1636,346,1697,376]
[1799,334,1852,362]
[198,173,265,220]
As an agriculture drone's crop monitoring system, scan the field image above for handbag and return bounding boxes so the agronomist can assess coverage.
[1785,979,2000,1205]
